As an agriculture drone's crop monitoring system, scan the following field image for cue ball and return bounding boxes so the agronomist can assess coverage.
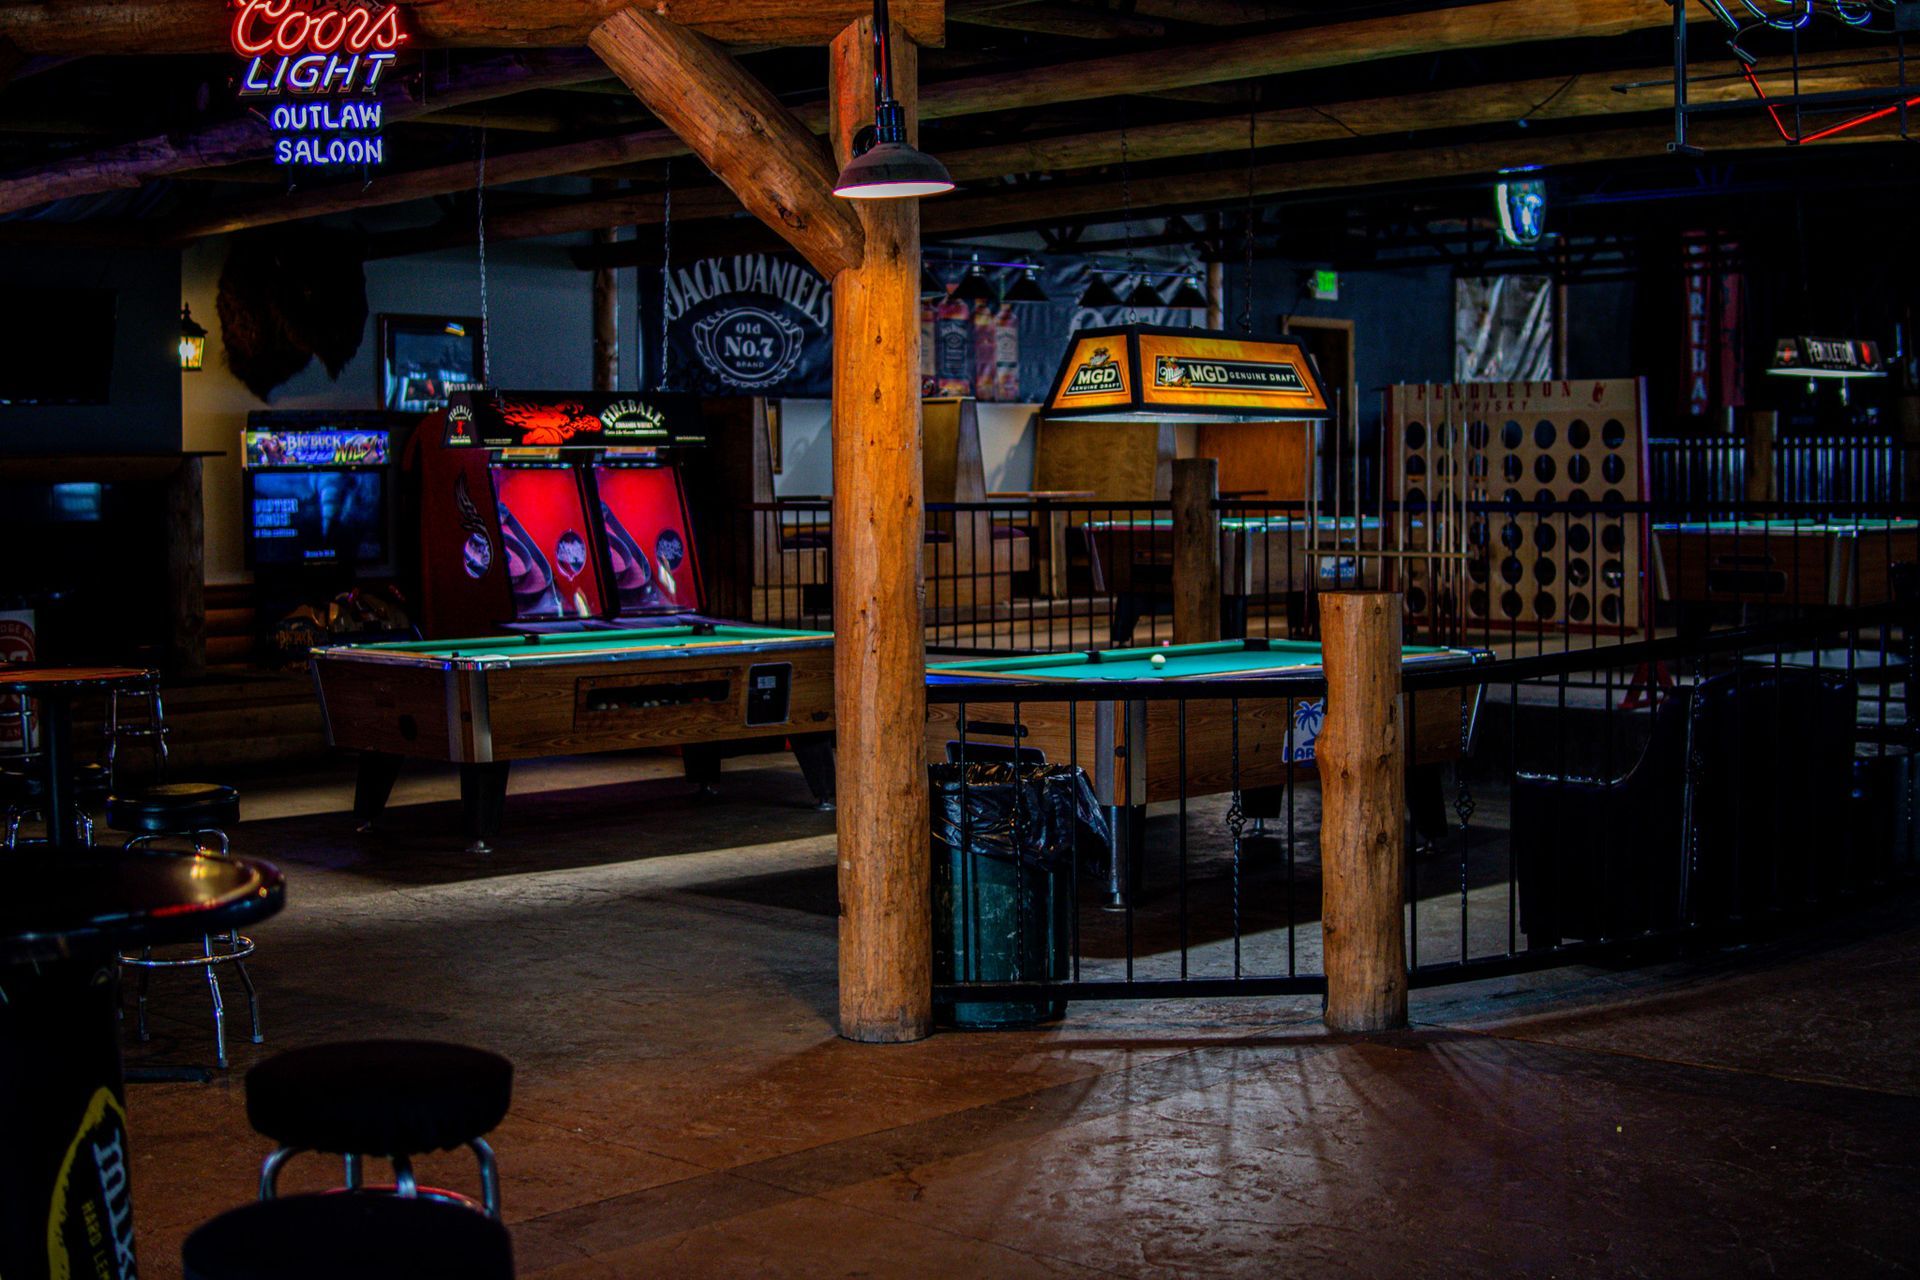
[1150,653,1167,668]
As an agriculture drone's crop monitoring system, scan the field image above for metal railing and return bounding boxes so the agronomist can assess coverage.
[927,605,1916,1010]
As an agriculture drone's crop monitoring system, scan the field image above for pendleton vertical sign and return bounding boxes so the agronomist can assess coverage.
[233,0,408,167]
[662,254,834,395]
[1681,232,1744,418]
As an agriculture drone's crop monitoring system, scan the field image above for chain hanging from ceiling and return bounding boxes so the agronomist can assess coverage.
[476,122,491,387]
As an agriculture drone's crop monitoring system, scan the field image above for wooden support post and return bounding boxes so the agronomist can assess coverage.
[1745,409,1776,505]
[1319,590,1407,1033]
[164,456,206,676]
[1171,457,1221,644]
[829,15,932,1043]
[591,182,619,392]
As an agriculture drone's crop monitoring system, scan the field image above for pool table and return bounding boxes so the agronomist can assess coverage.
[1081,515,1393,644]
[926,638,1485,904]
[310,624,835,851]
[1652,519,1919,609]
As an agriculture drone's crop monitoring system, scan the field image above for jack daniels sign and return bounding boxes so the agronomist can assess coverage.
[659,253,833,396]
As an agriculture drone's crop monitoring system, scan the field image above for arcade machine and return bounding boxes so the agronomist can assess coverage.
[404,389,835,806]
[242,412,412,655]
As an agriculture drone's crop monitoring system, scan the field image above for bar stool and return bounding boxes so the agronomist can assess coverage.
[2,761,103,848]
[182,1193,514,1280]
[104,675,169,789]
[111,782,261,1068]
[248,1040,513,1218]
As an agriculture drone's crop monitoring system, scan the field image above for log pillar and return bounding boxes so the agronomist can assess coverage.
[590,181,619,392]
[1745,408,1776,504]
[1318,590,1407,1033]
[828,16,932,1043]
[1171,457,1221,644]
[164,456,206,676]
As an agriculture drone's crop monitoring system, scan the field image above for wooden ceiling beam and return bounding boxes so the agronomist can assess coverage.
[913,0,1674,121]
[0,1,943,55]
[46,0,1676,231]
[168,49,1879,243]
[0,49,610,216]
[938,61,1886,177]
[951,4,1171,41]
[550,112,1896,267]
[587,7,863,278]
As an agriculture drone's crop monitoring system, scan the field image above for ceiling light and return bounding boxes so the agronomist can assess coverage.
[1004,268,1050,304]
[832,0,954,200]
[1124,277,1167,309]
[1166,274,1211,310]
[1078,274,1124,308]
[952,254,998,304]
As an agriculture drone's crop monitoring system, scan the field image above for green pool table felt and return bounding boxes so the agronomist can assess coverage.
[929,638,1462,683]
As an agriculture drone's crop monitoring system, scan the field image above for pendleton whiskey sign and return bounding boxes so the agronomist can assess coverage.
[1044,326,1331,423]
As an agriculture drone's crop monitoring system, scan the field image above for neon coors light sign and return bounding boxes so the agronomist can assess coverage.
[232,0,408,167]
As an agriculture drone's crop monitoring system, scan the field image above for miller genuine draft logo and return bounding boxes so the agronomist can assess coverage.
[48,1087,137,1280]
[1063,346,1123,396]
[1154,355,1306,394]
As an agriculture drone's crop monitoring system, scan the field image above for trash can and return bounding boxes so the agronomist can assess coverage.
[929,762,1106,1029]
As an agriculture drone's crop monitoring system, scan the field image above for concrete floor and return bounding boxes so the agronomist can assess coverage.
[113,749,1919,1278]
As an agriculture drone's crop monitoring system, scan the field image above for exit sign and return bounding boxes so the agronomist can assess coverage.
[1309,270,1339,301]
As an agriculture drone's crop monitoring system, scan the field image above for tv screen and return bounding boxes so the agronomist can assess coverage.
[0,288,116,405]
[247,470,389,569]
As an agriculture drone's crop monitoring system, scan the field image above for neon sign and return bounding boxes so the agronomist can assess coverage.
[232,0,406,166]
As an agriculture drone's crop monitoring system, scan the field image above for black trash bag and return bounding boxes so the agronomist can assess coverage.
[928,762,1108,872]
[928,763,1107,1029]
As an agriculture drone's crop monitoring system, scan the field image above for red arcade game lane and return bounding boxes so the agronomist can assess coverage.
[491,466,607,623]
[594,463,703,616]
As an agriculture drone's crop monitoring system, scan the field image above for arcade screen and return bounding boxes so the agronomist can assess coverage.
[594,464,702,614]
[491,466,608,621]
[246,470,389,568]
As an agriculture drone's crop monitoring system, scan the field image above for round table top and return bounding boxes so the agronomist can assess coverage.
[1,848,284,966]
[0,664,154,695]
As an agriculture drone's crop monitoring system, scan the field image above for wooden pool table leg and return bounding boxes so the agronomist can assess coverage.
[682,744,724,797]
[352,752,403,834]
[791,733,836,811]
[459,762,510,855]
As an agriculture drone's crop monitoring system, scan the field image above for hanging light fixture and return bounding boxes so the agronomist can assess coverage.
[1166,273,1211,311]
[1124,275,1166,309]
[1078,274,1125,308]
[952,254,998,304]
[1004,268,1050,304]
[178,304,208,372]
[832,0,955,199]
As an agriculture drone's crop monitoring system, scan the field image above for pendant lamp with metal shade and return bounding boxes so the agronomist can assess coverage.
[1166,273,1211,311]
[1078,274,1125,308]
[1123,276,1166,310]
[952,254,999,304]
[832,0,955,199]
[1004,268,1050,304]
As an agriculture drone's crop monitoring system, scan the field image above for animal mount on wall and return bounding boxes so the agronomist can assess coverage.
[217,228,369,400]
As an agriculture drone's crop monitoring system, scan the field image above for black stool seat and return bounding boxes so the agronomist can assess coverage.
[0,766,45,804]
[247,1040,513,1156]
[182,1193,514,1280]
[106,781,240,834]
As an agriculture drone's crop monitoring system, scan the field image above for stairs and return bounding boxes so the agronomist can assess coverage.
[206,583,257,667]
[71,670,329,775]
